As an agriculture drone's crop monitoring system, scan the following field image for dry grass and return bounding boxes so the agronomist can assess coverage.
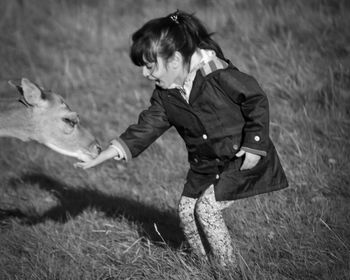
[0,0,349,279]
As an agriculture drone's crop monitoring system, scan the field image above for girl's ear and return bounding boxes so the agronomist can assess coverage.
[169,51,183,69]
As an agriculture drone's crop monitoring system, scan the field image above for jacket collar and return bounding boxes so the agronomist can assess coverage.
[199,56,229,76]
[169,49,230,103]
[157,54,234,105]
[188,57,231,104]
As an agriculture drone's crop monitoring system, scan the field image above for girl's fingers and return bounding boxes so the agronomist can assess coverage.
[74,161,95,169]
[74,162,86,168]
[74,156,105,169]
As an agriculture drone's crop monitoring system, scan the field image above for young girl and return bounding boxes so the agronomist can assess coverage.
[76,10,288,267]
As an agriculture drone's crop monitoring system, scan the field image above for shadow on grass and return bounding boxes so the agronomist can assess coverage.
[0,172,185,249]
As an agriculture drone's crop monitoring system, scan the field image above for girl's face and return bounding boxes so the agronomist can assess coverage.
[142,53,186,89]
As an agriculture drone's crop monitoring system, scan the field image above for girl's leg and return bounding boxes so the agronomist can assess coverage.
[178,195,207,258]
[195,184,236,266]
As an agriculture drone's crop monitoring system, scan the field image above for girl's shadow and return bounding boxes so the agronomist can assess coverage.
[0,172,185,249]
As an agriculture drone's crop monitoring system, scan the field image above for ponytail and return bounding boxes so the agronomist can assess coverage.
[173,10,225,61]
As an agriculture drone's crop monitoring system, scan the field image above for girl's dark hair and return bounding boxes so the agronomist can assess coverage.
[130,10,225,67]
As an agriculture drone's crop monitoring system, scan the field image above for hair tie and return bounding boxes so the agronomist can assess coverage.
[169,11,179,24]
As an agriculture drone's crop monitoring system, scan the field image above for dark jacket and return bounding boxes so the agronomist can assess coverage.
[119,59,288,201]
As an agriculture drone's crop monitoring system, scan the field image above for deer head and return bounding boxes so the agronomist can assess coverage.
[3,78,101,161]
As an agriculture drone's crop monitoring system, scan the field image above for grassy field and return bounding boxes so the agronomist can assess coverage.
[0,0,349,279]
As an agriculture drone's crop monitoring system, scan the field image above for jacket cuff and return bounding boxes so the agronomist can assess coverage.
[241,146,267,157]
[110,138,132,162]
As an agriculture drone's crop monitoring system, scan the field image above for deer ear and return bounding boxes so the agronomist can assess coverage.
[8,79,24,95]
[21,78,47,107]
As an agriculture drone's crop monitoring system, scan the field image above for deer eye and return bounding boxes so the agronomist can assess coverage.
[63,117,78,128]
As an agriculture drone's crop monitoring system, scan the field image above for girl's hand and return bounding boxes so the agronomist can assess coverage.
[235,150,261,170]
[74,145,123,169]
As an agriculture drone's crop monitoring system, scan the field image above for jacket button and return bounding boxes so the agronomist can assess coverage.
[202,134,208,140]
[216,174,220,179]
[215,158,220,163]
[254,136,260,142]
[233,144,239,150]
[194,158,199,163]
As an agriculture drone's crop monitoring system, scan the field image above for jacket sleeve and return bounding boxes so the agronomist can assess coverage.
[218,69,269,156]
[118,89,171,158]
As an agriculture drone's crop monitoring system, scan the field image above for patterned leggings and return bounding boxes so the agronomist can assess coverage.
[178,184,235,266]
